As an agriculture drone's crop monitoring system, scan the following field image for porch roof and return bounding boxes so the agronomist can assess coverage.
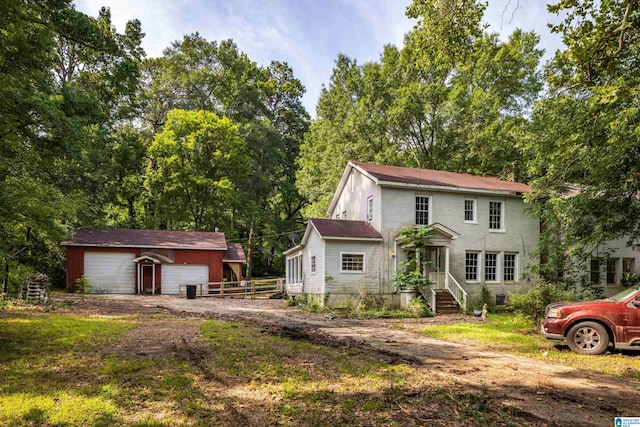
[222,243,246,263]
[309,218,383,241]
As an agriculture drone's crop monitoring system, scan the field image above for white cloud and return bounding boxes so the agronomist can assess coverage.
[73,0,565,115]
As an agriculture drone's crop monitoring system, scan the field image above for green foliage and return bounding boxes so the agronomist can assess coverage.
[509,281,577,325]
[393,225,435,291]
[298,1,543,216]
[146,109,248,231]
[622,272,640,288]
[74,275,94,294]
[408,296,434,318]
[467,285,496,314]
[522,0,640,259]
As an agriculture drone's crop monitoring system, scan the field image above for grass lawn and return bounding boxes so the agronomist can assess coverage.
[0,306,539,427]
[411,313,640,379]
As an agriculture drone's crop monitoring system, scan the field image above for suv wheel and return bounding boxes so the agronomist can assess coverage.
[566,321,609,355]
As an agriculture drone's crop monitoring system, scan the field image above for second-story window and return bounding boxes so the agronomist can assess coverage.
[342,211,347,220]
[489,201,503,230]
[416,196,430,225]
[367,196,373,222]
[464,199,476,223]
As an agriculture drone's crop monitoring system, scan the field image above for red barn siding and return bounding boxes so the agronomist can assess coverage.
[174,249,224,283]
[65,246,224,293]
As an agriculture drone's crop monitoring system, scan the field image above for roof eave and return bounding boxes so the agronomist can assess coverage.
[283,245,304,256]
[61,243,226,251]
[322,237,383,242]
[378,180,527,196]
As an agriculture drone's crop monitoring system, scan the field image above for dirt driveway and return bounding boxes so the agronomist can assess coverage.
[56,294,640,426]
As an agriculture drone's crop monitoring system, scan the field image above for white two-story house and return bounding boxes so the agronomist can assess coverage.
[285,161,540,309]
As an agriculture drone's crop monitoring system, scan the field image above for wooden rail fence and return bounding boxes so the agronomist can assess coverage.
[179,278,285,298]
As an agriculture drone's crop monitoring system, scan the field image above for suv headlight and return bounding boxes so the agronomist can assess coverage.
[546,307,562,318]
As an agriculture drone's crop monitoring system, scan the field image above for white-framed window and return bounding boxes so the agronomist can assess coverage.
[590,258,602,284]
[485,252,498,281]
[342,211,347,220]
[489,201,504,231]
[465,252,479,281]
[504,253,518,282]
[416,195,431,225]
[623,258,635,275]
[341,253,365,273]
[464,199,477,223]
[607,259,617,285]
[367,196,374,222]
[287,254,303,284]
[310,256,316,274]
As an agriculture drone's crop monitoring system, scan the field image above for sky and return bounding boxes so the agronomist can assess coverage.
[74,0,564,116]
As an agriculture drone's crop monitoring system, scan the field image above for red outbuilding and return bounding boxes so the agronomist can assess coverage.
[61,228,245,294]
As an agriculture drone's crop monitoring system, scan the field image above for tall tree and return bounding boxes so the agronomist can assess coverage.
[140,36,309,275]
[0,0,143,289]
[297,0,543,217]
[146,109,248,231]
[522,0,640,279]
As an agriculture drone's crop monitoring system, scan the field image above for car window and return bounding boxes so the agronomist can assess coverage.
[607,288,640,302]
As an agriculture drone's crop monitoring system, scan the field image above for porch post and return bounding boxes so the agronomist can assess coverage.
[445,246,450,288]
[137,264,141,294]
[152,264,156,295]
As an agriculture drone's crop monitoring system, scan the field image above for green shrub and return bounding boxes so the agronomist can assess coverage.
[75,275,94,294]
[467,285,496,314]
[509,281,576,325]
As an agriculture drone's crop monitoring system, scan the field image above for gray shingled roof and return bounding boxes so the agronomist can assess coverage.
[352,161,530,193]
[61,228,227,250]
[223,243,246,262]
[310,218,383,239]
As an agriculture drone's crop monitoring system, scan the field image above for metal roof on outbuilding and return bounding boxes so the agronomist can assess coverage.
[61,228,228,250]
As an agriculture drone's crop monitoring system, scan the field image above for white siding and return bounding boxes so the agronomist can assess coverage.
[381,186,540,297]
[329,169,382,230]
[304,228,325,294]
[84,252,136,294]
[162,265,209,295]
[325,241,381,296]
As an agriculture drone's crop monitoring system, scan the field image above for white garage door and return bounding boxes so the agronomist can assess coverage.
[162,264,209,295]
[84,252,136,294]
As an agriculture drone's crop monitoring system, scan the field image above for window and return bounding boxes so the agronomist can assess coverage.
[341,253,364,272]
[607,259,617,285]
[590,259,601,284]
[464,199,476,223]
[623,258,635,275]
[485,253,498,281]
[504,253,517,281]
[310,256,316,274]
[367,196,373,222]
[416,196,430,225]
[465,252,479,281]
[335,213,340,219]
[342,211,347,220]
[489,201,503,230]
[287,254,303,284]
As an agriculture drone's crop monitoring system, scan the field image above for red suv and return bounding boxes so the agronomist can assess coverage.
[541,287,640,354]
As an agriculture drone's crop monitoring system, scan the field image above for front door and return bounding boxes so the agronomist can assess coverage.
[142,265,154,294]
